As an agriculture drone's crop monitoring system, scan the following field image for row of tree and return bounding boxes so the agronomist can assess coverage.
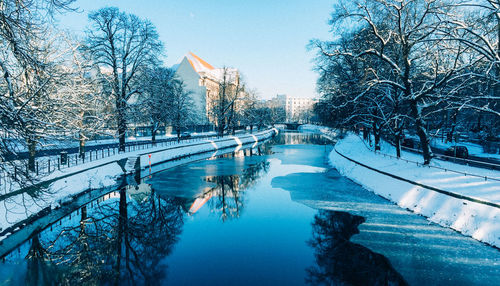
[0,2,279,187]
[313,0,500,164]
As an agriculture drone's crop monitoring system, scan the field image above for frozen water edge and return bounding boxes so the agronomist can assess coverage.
[323,131,500,248]
[0,129,277,238]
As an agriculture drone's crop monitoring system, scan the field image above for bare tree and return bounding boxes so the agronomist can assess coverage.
[238,89,259,133]
[0,0,77,186]
[55,36,112,159]
[316,0,472,164]
[438,1,500,137]
[170,78,194,141]
[134,67,175,145]
[84,7,163,152]
[209,67,243,137]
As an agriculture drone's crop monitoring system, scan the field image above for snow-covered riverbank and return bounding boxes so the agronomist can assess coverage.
[326,132,500,248]
[0,129,277,240]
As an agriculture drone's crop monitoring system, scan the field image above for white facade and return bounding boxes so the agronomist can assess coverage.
[173,52,239,124]
[272,94,318,122]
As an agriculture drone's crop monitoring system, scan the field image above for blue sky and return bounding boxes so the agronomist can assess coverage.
[57,0,334,99]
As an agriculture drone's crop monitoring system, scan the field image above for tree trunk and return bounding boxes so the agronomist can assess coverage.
[448,111,458,143]
[218,122,224,138]
[410,100,433,164]
[395,131,401,158]
[79,132,86,159]
[27,135,36,172]
[372,120,381,151]
[116,99,127,152]
[363,128,369,141]
[151,125,157,146]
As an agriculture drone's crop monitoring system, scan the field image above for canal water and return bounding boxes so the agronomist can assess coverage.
[0,132,499,285]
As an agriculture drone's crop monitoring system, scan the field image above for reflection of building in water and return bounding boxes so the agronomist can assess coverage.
[276,133,329,145]
[189,192,214,214]
[189,175,242,219]
[187,159,269,221]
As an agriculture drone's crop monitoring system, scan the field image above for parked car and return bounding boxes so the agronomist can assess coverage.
[401,138,415,149]
[444,146,469,159]
[180,132,191,139]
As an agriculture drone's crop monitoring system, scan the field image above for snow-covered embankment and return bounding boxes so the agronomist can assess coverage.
[327,133,500,248]
[0,129,277,239]
[140,129,277,168]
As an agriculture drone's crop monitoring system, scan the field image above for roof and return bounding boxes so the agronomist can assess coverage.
[186,52,215,73]
[175,52,239,83]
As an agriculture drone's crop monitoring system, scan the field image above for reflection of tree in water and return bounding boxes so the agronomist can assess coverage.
[306,210,408,286]
[24,185,184,285]
[205,160,269,222]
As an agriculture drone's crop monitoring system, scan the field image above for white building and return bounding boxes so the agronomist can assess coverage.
[173,52,239,124]
[272,94,318,122]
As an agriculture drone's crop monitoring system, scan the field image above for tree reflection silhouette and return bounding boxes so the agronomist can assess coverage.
[306,210,408,286]
[205,160,269,222]
[23,185,184,285]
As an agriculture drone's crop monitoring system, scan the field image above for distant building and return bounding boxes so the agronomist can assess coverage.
[267,94,318,123]
[173,52,240,124]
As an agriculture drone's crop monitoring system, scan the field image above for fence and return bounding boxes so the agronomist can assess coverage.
[334,147,500,209]
[1,134,221,184]
[325,132,500,182]
[400,145,500,170]
[373,148,500,182]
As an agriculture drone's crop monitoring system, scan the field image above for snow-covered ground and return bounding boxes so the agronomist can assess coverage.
[8,131,217,152]
[0,129,277,239]
[327,132,500,248]
[0,131,241,194]
[430,138,500,161]
[403,133,500,161]
[298,124,332,133]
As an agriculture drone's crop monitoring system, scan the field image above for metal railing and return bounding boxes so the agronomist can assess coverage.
[334,147,500,209]
[0,130,277,193]
[401,145,500,170]
[2,134,221,183]
[371,146,500,182]
[328,132,500,182]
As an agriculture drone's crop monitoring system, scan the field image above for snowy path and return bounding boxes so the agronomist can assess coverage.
[328,133,500,248]
[335,135,500,203]
[0,130,276,239]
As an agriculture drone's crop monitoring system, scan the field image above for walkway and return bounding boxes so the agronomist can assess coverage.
[327,133,500,248]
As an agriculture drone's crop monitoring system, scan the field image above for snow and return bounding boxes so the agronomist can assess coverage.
[0,129,277,238]
[9,131,217,153]
[0,163,121,240]
[326,132,500,248]
[430,138,500,161]
[142,130,277,168]
[298,124,333,134]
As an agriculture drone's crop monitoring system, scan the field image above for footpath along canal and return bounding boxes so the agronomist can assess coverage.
[0,132,499,285]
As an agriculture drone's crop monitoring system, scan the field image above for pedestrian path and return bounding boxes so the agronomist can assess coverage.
[328,133,500,248]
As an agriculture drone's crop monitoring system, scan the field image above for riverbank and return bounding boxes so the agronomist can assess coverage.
[0,129,277,240]
[325,132,500,248]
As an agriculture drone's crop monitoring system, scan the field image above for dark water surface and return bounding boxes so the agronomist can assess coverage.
[0,132,499,285]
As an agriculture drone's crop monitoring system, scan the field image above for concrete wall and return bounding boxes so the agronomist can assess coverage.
[140,129,278,169]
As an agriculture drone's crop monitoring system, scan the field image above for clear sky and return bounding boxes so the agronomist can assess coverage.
[57,0,334,99]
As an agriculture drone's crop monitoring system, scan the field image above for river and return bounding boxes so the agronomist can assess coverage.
[0,132,499,285]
